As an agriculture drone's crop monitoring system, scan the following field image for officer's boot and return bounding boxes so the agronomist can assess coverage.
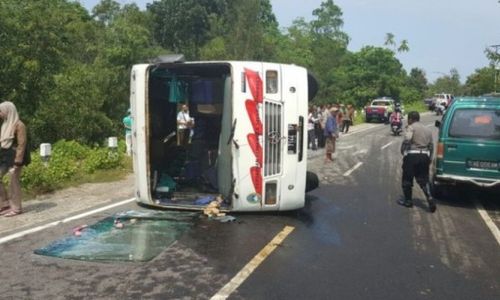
[398,182,413,207]
[419,182,436,213]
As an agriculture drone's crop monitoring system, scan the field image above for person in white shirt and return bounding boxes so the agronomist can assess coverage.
[177,104,193,146]
[308,107,318,150]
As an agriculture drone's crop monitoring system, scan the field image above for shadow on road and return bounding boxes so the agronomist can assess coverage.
[433,186,500,212]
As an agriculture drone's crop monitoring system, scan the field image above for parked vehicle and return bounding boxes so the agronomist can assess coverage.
[424,98,435,110]
[432,96,500,196]
[130,56,319,211]
[365,98,395,123]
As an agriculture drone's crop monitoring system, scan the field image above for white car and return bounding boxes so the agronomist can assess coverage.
[365,98,395,123]
[433,93,452,108]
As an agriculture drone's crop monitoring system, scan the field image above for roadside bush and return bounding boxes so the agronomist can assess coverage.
[403,101,427,113]
[52,139,90,160]
[83,148,124,173]
[19,139,128,195]
[20,154,78,193]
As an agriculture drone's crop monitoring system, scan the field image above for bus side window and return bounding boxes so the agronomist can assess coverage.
[266,70,278,94]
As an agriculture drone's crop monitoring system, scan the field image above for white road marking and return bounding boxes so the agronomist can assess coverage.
[211,226,295,300]
[381,141,394,150]
[0,198,136,245]
[343,162,363,176]
[474,201,500,247]
[352,149,368,155]
[346,124,382,136]
[338,145,355,150]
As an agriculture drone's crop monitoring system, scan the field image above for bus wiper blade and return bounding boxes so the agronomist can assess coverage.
[227,118,237,145]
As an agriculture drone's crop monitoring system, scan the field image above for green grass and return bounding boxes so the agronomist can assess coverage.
[403,101,428,113]
[22,156,133,200]
[353,110,365,125]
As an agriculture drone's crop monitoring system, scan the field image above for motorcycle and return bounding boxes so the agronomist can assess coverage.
[435,101,447,115]
[390,113,403,136]
[391,120,403,136]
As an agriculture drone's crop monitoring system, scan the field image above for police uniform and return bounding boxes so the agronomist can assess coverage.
[400,116,437,212]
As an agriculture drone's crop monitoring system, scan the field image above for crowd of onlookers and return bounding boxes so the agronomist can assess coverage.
[308,103,355,162]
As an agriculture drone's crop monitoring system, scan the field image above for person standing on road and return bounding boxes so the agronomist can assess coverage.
[308,107,318,150]
[344,104,355,133]
[335,104,343,131]
[340,104,350,133]
[318,105,328,148]
[0,101,27,217]
[324,106,338,162]
[316,105,325,148]
[122,109,132,156]
[398,111,436,212]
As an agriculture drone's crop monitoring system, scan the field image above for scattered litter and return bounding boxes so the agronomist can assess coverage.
[195,195,215,205]
[214,215,236,223]
[114,219,124,229]
[72,225,88,237]
[203,195,225,217]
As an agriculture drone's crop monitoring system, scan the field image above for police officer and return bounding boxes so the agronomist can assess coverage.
[399,111,437,212]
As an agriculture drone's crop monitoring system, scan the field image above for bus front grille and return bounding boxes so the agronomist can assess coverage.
[264,101,282,177]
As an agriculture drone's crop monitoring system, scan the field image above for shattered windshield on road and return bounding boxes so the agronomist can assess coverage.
[34,210,196,262]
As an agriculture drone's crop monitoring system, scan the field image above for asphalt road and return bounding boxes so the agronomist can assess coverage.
[0,114,499,299]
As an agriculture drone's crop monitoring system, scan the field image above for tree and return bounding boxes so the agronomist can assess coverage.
[408,68,428,95]
[463,67,496,96]
[384,33,409,53]
[147,0,227,59]
[307,0,349,100]
[275,18,314,67]
[0,0,94,120]
[200,0,280,60]
[428,68,463,96]
[329,46,406,107]
[384,33,395,48]
[91,0,120,25]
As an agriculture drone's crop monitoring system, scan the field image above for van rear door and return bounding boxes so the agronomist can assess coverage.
[443,108,500,180]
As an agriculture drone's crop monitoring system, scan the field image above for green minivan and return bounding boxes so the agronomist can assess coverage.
[432,96,500,195]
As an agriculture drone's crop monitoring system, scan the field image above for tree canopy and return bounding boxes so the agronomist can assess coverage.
[0,0,495,147]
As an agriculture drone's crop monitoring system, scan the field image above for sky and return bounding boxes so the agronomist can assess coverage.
[79,0,500,83]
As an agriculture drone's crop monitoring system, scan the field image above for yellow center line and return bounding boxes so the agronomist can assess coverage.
[211,225,295,300]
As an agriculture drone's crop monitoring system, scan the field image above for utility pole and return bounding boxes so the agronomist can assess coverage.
[490,44,500,93]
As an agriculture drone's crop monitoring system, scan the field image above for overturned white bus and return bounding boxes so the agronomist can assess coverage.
[130,56,318,211]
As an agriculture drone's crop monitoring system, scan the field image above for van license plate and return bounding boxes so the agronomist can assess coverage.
[466,160,499,170]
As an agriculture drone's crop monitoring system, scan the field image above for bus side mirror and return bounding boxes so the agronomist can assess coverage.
[435,120,441,128]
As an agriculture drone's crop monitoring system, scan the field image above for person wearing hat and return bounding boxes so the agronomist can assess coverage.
[123,108,132,156]
[323,106,339,162]
[398,111,436,212]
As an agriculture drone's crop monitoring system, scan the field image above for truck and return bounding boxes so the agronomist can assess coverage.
[129,56,319,212]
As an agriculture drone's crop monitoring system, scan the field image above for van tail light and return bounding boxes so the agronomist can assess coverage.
[436,142,444,159]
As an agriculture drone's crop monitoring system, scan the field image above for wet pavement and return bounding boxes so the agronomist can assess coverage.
[1,114,500,299]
